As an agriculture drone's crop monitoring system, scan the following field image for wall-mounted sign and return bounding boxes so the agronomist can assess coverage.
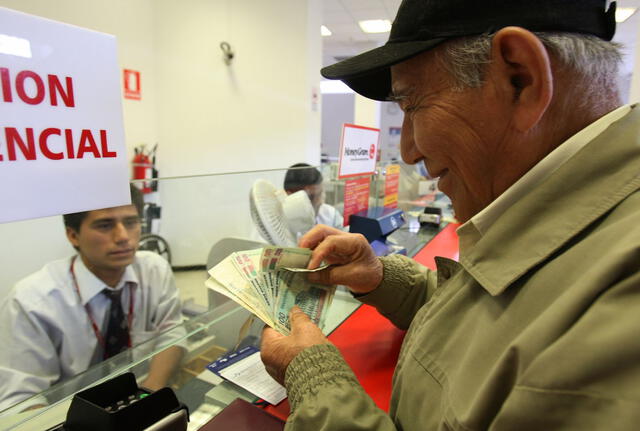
[0,7,129,223]
[343,177,370,227]
[123,69,141,100]
[337,123,379,179]
[383,164,400,208]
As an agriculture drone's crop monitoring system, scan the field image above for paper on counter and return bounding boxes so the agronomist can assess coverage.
[207,346,286,405]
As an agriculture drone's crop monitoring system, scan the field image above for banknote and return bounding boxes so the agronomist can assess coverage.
[273,272,334,335]
[260,247,283,304]
[208,255,273,326]
[206,247,336,335]
[231,249,272,312]
[260,246,311,305]
[205,277,259,320]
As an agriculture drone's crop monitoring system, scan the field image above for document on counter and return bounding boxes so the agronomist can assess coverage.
[207,346,286,405]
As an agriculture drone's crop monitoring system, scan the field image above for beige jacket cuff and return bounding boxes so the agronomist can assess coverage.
[356,254,419,314]
[285,344,359,411]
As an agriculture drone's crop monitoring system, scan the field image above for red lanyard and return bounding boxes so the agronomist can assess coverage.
[70,256,134,349]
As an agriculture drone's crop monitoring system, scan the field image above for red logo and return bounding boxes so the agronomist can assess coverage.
[123,69,141,100]
[369,144,375,159]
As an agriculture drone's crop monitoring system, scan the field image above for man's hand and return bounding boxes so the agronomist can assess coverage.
[260,306,330,385]
[300,224,383,294]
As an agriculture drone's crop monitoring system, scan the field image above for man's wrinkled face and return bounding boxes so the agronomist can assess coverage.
[390,50,514,223]
[66,205,141,275]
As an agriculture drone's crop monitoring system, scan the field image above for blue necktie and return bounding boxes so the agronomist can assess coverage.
[102,288,130,359]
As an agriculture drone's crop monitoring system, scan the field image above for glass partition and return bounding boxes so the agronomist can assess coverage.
[0,163,451,430]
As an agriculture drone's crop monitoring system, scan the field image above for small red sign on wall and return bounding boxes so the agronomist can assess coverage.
[343,177,370,227]
[123,69,141,100]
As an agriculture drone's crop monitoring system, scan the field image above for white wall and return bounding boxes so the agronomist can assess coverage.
[152,0,320,177]
[304,0,323,164]
[152,0,321,265]
[0,0,322,288]
[321,93,355,159]
[354,94,380,129]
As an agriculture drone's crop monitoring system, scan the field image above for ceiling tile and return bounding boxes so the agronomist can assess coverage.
[345,0,385,10]
[323,0,345,13]
[350,8,389,21]
[323,11,357,25]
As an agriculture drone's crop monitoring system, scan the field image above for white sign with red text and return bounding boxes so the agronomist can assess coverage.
[0,7,129,223]
[338,123,380,179]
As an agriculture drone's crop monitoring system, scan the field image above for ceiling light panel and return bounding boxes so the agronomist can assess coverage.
[616,7,637,23]
[358,19,392,33]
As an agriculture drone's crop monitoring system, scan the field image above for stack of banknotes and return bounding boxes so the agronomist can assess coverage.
[205,246,336,335]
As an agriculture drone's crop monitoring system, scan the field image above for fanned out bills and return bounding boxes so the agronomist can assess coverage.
[205,247,336,335]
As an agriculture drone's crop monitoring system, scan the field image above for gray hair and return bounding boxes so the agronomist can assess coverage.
[439,32,623,94]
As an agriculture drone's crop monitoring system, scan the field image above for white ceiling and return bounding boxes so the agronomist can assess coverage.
[322,0,401,67]
[322,0,640,77]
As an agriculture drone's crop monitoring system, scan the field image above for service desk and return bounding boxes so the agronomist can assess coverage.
[0,221,457,431]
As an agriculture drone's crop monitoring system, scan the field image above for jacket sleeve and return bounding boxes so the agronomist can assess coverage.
[284,344,398,431]
[282,256,437,430]
[356,254,438,329]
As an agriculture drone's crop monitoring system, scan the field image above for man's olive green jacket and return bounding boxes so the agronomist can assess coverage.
[284,106,640,430]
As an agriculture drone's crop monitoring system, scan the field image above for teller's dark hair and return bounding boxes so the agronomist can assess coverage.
[283,163,323,193]
[63,184,144,232]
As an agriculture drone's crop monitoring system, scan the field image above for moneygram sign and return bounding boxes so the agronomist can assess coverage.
[0,7,129,223]
[338,123,380,179]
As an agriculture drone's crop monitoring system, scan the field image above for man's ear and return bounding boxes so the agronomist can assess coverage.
[489,27,553,132]
[66,226,80,248]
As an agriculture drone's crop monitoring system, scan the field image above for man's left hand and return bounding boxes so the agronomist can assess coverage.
[260,306,330,385]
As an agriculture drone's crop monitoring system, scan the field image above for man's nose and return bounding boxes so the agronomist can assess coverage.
[112,222,130,242]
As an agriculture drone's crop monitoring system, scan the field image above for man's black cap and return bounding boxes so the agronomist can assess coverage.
[321,0,617,101]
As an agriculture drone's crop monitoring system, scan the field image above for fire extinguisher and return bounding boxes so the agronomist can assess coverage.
[132,145,153,194]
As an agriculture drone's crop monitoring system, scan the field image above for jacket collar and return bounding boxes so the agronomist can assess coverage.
[460,105,640,296]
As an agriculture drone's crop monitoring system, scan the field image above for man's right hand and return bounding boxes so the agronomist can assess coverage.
[299,225,383,295]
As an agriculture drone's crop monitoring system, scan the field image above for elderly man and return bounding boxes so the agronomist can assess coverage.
[261,0,640,429]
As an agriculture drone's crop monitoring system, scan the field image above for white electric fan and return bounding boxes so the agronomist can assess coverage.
[249,179,316,246]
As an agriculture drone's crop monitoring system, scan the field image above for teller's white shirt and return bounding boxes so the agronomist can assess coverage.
[0,251,183,411]
[316,203,344,230]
